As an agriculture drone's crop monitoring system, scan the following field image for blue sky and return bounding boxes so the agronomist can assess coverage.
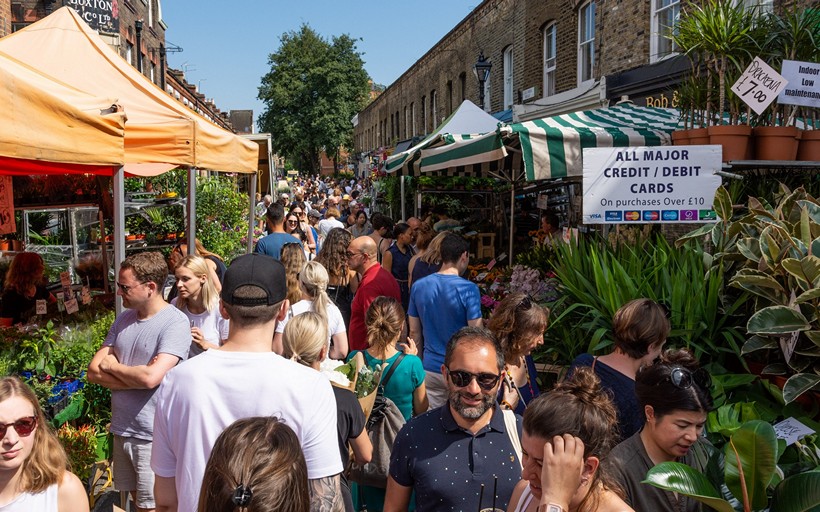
[161,1,479,131]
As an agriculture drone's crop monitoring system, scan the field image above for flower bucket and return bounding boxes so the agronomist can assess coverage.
[753,126,800,161]
[797,130,820,162]
[95,431,112,462]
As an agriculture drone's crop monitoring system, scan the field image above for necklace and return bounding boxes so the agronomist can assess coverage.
[505,357,536,408]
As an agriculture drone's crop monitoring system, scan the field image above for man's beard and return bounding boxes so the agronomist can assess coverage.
[448,389,495,420]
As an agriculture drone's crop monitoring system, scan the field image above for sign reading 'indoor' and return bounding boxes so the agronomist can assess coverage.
[582,146,722,224]
[65,0,119,34]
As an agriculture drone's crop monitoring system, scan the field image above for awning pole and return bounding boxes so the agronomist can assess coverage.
[509,179,515,263]
[248,173,257,254]
[187,167,196,255]
[400,176,406,221]
[113,166,125,315]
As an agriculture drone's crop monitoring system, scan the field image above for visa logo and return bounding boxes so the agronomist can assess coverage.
[605,211,623,221]
[589,213,602,219]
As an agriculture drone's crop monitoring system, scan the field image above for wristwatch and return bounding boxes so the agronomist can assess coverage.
[537,504,565,512]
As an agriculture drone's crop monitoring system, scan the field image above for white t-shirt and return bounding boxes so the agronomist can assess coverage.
[317,217,345,239]
[275,299,345,344]
[151,350,342,512]
[0,482,58,511]
[171,298,230,357]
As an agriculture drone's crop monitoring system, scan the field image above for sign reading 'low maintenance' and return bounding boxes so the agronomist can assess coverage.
[582,146,722,224]
[778,60,820,108]
[731,57,788,116]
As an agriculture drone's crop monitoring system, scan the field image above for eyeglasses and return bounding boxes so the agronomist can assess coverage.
[346,250,363,258]
[116,281,147,294]
[445,367,501,391]
[292,211,305,217]
[516,295,533,312]
[0,416,37,438]
[664,367,712,390]
[287,220,298,225]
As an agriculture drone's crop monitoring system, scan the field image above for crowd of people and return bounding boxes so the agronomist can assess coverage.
[0,176,717,512]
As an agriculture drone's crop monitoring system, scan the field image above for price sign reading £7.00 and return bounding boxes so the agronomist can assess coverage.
[732,57,788,115]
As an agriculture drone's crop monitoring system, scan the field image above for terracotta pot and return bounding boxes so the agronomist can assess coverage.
[10,240,22,251]
[688,127,710,145]
[797,130,820,162]
[753,126,800,161]
[708,125,753,162]
[671,130,691,146]
[0,241,9,251]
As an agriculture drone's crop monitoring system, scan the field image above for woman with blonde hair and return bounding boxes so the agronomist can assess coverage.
[487,292,550,415]
[507,368,632,512]
[347,296,427,511]
[172,255,229,356]
[280,242,307,307]
[282,313,371,512]
[273,261,348,359]
[0,376,88,511]
[408,231,444,288]
[198,416,310,512]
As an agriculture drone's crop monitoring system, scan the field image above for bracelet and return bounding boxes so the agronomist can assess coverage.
[500,400,513,410]
[537,504,565,512]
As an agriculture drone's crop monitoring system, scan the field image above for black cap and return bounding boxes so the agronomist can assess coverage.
[221,254,287,306]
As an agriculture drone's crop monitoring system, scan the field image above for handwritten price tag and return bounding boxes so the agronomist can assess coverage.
[35,300,47,315]
[65,298,79,315]
[60,271,71,288]
[731,57,788,115]
[81,286,91,305]
[774,417,815,446]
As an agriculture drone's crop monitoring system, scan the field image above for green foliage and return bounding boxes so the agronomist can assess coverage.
[545,233,748,366]
[195,176,249,262]
[258,24,370,173]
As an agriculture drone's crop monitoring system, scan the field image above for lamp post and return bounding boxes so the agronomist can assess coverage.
[135,19,143,73]
[473,51,492,111]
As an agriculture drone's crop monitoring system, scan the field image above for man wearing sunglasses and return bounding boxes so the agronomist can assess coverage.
[385,327,523,512]
[408,233,483,409]
[88,252,192,512]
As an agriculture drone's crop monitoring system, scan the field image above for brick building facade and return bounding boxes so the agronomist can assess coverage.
[0,0,10,37]
[353,0,808,156]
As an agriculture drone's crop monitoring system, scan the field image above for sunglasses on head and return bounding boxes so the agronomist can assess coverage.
[516,295,533,312]
[664,367,711,390]
[446,367,501,391]
[0,416,37,438]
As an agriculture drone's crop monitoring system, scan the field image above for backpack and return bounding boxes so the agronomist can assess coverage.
[348,353,406,489]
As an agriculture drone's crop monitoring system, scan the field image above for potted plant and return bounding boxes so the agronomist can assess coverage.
[753,6,820,160]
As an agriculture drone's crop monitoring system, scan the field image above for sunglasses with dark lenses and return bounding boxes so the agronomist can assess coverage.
[0,416,37,438]
[446,368,501,391]
[516,295,533,312]
[665,367,711,390]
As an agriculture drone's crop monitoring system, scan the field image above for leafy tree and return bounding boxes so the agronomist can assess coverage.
[258,24,369,174]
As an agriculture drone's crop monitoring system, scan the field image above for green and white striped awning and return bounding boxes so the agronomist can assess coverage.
[505,105,681,181]
[384,131,512,177]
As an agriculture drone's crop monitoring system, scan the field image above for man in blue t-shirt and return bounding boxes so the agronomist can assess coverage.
[408,232,482,409]
[254,202,302,260]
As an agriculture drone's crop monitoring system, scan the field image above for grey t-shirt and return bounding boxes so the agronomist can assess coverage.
[104,304,191,440]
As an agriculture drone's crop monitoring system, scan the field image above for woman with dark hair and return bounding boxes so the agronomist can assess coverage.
[0,252,55,326]
[507,368,632,512]
[368,213,394,265]
[349,210,373,238]
[569,298,670,442]
[286,210,312,260]
[382,222,415,312]
[290,202,317,258]
[487,292,550,415]
[0,376,89,511]
[607,349,713,512]
[315,228,359,330]
[198,416,310,512]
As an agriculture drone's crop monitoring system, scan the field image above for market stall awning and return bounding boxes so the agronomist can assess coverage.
[0,7,258,174]
[0,50,125,174]
[503,104,680,181]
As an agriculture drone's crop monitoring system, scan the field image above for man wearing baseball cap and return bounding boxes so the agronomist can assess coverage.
[152,254,343,512]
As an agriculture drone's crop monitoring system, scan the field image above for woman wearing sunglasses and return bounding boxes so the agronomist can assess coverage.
[290,202,317,258]
[507,368,632,512]
[286,211,313,260]
[0,377,89,511]
[487,293,549,415]
[569,298,669,443]
[607,349,713,512]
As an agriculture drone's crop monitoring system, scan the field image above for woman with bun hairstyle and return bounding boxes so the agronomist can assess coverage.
[347,296,427,512]
[273,261,348,360]
[0,376,89,511]
[197,416,310,512]
[607,349,713,512]
[507,368,632,512]
[569,298,670,442]
[282,313,371,512]
[487,292,550,415]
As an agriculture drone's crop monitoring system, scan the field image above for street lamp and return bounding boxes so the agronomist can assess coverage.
[473,51,492,111]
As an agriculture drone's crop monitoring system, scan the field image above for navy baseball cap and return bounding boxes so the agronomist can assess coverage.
[221,254,287,306]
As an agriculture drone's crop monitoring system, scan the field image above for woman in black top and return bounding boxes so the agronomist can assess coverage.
[0,252,55,325]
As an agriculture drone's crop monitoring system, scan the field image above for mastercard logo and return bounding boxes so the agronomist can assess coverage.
[624,211,640,221]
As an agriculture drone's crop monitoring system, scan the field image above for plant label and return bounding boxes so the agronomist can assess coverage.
[486,259,497,271]
[731,57,788,116]
[35,300,47,315]
[65,298,79,315]
[60,271,71,288]
[81,286,91,305]
[778,60,820,108]
[774,417,814,446]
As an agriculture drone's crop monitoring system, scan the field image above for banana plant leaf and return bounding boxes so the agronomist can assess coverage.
[769,470,820,512]
[724,420,778,511]
[644,462,736,512]
[747,306,811,335]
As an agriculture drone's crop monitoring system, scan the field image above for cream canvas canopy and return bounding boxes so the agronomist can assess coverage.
[0,50,125,174]
[0,7,257,174]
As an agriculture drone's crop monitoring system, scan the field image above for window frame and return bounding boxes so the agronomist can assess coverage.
[543,22,557,97]
[577,0,596,85]
[503,46,514,110]
[650,0,680,63]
